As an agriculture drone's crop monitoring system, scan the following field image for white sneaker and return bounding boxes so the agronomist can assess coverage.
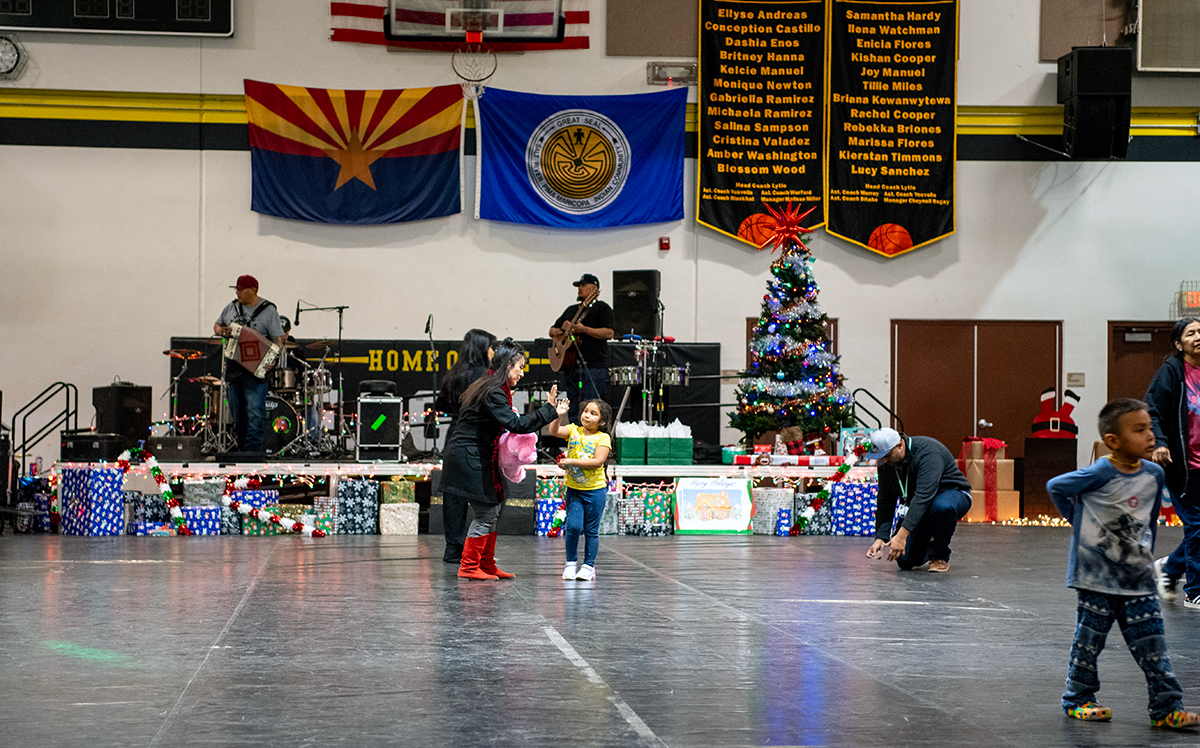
[575,564,595,581]
[1155,557,1179,602]
[562,562,577,580]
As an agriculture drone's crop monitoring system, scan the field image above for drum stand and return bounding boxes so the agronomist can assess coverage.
[276,358,334,458]
[165,355,192,436]
[197,355,236,454]
[296,301,351,459]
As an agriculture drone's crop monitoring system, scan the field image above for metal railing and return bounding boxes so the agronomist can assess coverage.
[11,382,78,477]
[851,388,903,434]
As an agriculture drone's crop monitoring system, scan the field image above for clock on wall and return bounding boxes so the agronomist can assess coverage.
[0,33,26,80]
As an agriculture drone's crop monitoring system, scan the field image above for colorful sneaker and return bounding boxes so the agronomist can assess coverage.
[1066,702,1112,721]
[1185,595,1200,610]
[1151,710,1200,729]
[575,564,595,581]
[1155,558,1179,602]
[562,562,577,580]
[928,559,950,573]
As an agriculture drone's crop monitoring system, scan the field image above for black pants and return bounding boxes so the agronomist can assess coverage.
[442,492,470,562]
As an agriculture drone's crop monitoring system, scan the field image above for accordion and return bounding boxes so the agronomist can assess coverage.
[223,323,280,378]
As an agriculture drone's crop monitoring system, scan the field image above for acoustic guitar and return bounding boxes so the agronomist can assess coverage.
[548,289,599,372]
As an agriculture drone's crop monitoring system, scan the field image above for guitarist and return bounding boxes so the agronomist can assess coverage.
[548,273,614,420]
[213,274,285,454]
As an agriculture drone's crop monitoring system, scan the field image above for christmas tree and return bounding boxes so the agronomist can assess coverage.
[730,202,855,446]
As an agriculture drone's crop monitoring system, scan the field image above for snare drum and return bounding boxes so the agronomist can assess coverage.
[609,366,641,386]
[269,368,298,393]
[304,369,333,395]
[661,366,689,387]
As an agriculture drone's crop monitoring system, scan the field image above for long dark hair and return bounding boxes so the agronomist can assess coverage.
[461,337,525,409]
[1167,317,1200,361]
[441,328,495,404]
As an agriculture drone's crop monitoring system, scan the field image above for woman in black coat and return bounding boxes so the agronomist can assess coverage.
[442,338,567,580]
[1144,317,1200,607]
[435,328,496,564]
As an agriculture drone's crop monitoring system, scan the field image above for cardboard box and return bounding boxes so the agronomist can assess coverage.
[960,459,1015,491]
[965,490,1020,522]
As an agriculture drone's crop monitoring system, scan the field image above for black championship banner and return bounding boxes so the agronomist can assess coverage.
[698,0,826,247]
[826,0,956,257]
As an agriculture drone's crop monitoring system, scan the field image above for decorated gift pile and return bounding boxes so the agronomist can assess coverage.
[751,487,795,535]
[336,480,379,534]
[380,502,419,535]
[180,505,221,535]
[831,482,878,536]
[61,466,124,536]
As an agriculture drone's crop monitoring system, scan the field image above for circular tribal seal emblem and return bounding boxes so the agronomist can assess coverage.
[525,109,631,214]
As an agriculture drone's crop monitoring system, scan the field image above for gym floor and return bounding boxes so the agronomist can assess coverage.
[2,524,1198,747]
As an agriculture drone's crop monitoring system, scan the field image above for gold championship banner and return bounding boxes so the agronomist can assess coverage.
[825,0,957,256]
[697,0,827,246]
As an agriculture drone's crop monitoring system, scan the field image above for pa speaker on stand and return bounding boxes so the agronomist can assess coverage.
[1056,46,1133,159]
[613,269,661,339]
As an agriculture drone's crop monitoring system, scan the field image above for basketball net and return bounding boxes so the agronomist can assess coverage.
[453,42,497,101]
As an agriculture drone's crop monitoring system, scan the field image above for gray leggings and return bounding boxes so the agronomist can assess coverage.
[467,501,502,537]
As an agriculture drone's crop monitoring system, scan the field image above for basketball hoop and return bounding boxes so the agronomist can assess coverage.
[452,42,497,100]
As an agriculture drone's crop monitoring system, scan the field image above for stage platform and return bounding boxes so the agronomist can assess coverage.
[1,526,1197,747]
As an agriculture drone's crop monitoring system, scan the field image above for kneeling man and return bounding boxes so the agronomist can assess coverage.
[864,428,972,572]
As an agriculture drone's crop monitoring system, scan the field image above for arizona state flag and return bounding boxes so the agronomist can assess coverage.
[475,87,686,228]
[245,79,464,224]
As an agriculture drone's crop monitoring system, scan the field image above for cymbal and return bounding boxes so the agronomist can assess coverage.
[204,335,225,345]
[190,375,222,386]
[281,340,299,349]
[306,339,338,351]
[165,348,204,360]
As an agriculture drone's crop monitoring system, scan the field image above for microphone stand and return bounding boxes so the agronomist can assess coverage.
[296,302,350,460]
[425,315,440,459]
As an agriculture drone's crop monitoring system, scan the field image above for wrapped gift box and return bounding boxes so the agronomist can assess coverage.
[180,505,221,535]
[831,482,878,536]
[336,480,379,535]
[379,480,416,504]
[623,485,673,535]
[960,459,1015,491]
[617,491,644,535]
[752,487,795,535]
[380,502,419,535]
[795,492,834,536]
[34,492,54,532]
[313,495,336,514]
[243,506,284,536]
[220,506,242,535]
[536,496,560,536]
[961,438,1007,460]
[776,508,792,536]
[61,466,124,536]
[965,490,1020,522]
[721,445,747,464]
[136,521,175,536]
[230,489,279,510]
[599,491,620,535]
[125,491,171,534]
[314,511,336,535]
[184,478,226,506]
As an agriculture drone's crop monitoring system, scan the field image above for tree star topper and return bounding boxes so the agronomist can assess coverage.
[760,201,818,255]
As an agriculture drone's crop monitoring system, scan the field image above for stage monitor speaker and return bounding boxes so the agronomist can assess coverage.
[613,269,661,339]
[358,397,403,462]
[93,383,152,451]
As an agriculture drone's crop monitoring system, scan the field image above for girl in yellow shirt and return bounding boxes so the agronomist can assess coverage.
[547,399,613,581]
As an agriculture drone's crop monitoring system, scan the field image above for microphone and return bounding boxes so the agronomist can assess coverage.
[425,314,432,335]
[294,301,301,326]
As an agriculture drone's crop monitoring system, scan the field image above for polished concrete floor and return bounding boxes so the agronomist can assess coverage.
[3,525,1200,747]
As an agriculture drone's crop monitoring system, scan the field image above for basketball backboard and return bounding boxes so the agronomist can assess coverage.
[383,0,565,43]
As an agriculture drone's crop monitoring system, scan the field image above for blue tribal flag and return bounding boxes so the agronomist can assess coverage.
[475,88,687,228]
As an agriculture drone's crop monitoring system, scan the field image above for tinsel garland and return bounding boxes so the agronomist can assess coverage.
[740,376,836,398]
[116,448,193,535]
[220,477,327,537]
[789,442,871,535]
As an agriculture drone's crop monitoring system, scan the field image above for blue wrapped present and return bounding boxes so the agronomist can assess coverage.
[34,492,54,532]
[180,505,221,535]
[831,482,878,537]
[136,521,175,536]
[336,480,379,534]
[230,489,279,509]
[776,508,792,536]
[61,467,124,536]
[535,496,558,536]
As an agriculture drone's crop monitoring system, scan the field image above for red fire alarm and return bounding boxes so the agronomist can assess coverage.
[658,236,670,250]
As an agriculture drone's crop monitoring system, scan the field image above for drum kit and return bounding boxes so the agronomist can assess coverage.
[609,339,690,424]
[160,337,351,457]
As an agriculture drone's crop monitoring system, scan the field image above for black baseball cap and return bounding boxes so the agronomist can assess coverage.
[573,273,600,287]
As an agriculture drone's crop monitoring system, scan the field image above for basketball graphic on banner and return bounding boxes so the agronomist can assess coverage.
[526,109,631,215]
[867,223,914,256]
[737,213,777,247]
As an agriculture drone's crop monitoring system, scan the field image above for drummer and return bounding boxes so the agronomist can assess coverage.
[214,274,285,454]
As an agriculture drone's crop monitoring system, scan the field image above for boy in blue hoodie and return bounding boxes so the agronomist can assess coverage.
[1047,398,1199,729]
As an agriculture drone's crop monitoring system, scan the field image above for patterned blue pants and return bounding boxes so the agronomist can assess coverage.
[1063,590,1184,719]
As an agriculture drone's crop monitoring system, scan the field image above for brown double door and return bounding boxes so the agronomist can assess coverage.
[1108,321,1176,402]
[891,321,1063,459]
